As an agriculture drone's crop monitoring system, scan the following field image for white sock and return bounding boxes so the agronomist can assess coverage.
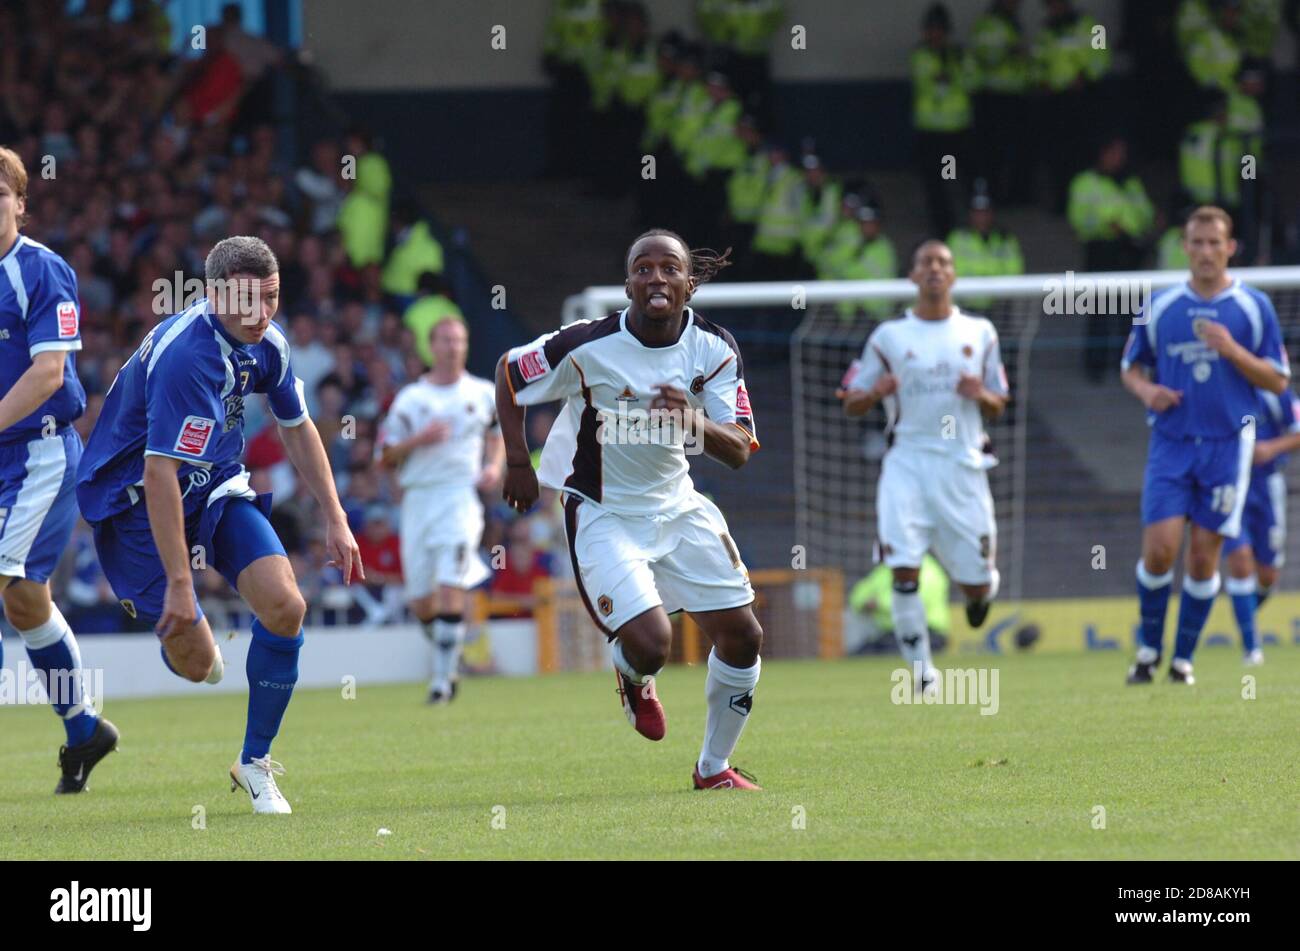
[206,648,225,685]
[433,616,466,692]
[891,582,932,677]
[698,648,760,779]
[612,640,658,684]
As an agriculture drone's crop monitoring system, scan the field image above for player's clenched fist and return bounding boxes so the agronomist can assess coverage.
[1198,320,1237,356]
[836,373,896,414]
[503,461,539,513]
[956,372,985,400]
[1142,383,1183,413]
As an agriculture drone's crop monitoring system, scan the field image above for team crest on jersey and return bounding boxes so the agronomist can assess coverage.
[518,347,550,382]
[57,301,78,338]
[690,374,705,394]
[616,386,638,402]
[597,595,613,616]
[175,416,215,456]
[735,381,752,416]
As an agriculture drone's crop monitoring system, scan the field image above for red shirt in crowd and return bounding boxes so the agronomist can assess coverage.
[357,531,402,583]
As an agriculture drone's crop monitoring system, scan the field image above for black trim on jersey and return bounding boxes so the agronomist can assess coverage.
[564,494,616,641]
[564,361,602,502]
[507,312,624,394]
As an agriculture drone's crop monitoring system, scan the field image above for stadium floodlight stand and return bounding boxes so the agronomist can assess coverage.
[563,268,1300,608]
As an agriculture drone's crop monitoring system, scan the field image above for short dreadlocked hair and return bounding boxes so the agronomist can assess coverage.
[625,229,733,286]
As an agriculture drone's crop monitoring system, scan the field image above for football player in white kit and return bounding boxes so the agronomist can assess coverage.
[378,318,503,703]
[837,240,1009,691]
[496,230,765,790]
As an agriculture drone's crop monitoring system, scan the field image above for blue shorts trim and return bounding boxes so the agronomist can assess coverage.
[0,427,82,583]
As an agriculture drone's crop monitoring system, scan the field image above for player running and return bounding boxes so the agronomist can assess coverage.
[1121,206,1288,686]
[0,146,118,793]
[496,230,765,791]
[837,240,1009,693]
[378,318,503,703]
[76,236,363,813]
[1222,385,1300,666]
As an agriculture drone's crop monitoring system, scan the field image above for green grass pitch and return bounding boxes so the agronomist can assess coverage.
[2,649,1297,859]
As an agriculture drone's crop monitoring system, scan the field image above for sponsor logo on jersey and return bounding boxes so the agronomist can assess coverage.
[57,301,78,338]
[616,385,638,402]
[518,347,549,382]
[174,416,215,456]
[735,381,752,417]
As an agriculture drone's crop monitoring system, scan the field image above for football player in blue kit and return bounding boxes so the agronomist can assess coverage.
[1121,207,1289,686]
[77,236,363,813]
[0,146,118,794]
[1222,386,1300,665]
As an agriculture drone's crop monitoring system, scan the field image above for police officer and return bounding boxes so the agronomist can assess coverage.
[723,115,769,277]
[696,0,784,124]
[912,3,975,237]
[543,0,606,177]
[751,143,806,280]
[1034,0,1112,214]
[970,0,1032,205]
[947,186,1024,312]
[1067,136,1154,380]
[839,202,900,322]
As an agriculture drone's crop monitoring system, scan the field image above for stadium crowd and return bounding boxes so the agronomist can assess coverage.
[1,0,565,633]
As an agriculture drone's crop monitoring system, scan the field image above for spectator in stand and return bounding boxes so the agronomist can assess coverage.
[295,139,345,235]
[489,517,557,619]
[357,504,403,588]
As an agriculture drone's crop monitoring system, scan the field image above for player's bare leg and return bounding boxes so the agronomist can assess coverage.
[610,606,672,741]
[229,554,306,814]
[689,604,762,789]
[1128,515,1184,684]
[159,615,222,683]
[2,576,119,793]
[1165,524,1224,685]
[1225,544,1263,665]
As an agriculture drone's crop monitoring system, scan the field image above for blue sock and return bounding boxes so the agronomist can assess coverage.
[1174,574,1220,662]
[1226,575,1258,653]
[21,610,98,747]
[1136,561,1174,656]
[243,619,302,764]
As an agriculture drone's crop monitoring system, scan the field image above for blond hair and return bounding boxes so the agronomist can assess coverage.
[0,147,28,228]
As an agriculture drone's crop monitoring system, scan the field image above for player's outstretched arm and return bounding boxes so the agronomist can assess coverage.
[0,351,66,434]
[279,416,364,584]
[496,353,539,513]
[142,455,197,639]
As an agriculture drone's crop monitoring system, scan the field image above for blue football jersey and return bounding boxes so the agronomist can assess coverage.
[0,235,87,445]
[1122,280,1288,439]
[76,299,308,523]
[1254,387,1300,475]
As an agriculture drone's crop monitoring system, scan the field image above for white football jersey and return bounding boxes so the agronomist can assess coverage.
[849,308,1008,469]
[505,308,758,515]
[379,373,498,490]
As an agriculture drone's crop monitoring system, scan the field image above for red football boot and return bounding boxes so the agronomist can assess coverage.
[615,668,666,741]
[692,765,762,790]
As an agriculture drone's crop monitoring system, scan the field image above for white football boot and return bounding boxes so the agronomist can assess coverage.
[230,755,292,814]
[1244,649,1264,666]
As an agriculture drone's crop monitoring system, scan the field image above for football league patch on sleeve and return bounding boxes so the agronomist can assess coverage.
[174,416,216,457]
[517,347,550,383]
[57,301,79,338]
[735,380,752,417]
